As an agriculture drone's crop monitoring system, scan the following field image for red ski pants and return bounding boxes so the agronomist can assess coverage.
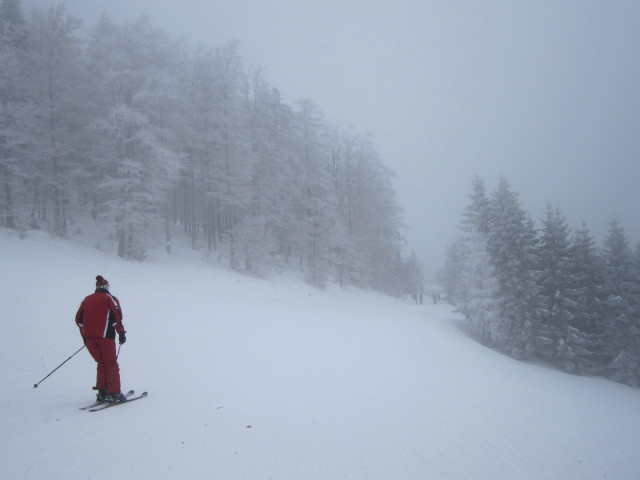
[84,338,121,393]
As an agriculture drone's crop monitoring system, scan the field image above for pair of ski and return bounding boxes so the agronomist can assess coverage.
[79,389,148,412]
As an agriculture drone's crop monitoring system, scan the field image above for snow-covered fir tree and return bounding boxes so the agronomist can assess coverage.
[443,176,640,387]
[455,176,498,346]
[440,238,466,305]
[602,218,640,386]
[568,223,608,374]
[485,176,539,358]
[535,205,580,367]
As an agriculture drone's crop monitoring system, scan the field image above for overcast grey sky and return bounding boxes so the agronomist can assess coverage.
[24,0,640,277]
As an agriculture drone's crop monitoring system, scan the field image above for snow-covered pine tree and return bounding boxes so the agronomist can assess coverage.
[536,205,582,368]
[486,176,539,358]
[602,218,640,386]
[456,176,499,345]
[440,239,466,306]
[633,240,640,348]
[569,222,608,374]
[458,234,499,346]
[460,175,491,237]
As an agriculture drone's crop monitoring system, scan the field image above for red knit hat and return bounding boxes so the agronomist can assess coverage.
[95,275,110,289]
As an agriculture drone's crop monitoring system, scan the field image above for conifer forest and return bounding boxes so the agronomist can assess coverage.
[441,176,640,387]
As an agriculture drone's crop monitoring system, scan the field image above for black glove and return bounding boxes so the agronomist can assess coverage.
[118,331,127,345]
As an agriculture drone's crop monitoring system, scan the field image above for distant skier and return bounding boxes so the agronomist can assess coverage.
[75,275,127,403]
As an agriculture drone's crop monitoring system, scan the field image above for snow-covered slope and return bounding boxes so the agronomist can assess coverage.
[1,228,639,480]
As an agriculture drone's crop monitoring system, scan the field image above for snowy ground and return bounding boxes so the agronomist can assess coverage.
[1,227,640,480]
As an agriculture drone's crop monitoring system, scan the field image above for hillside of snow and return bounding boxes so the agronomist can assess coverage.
[1,227,639,480]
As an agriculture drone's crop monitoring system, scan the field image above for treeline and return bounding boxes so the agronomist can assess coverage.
[0,1,422,293]
[441,176,640,387]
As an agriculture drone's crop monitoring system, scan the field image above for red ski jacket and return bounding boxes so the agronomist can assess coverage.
[75,289,125,340]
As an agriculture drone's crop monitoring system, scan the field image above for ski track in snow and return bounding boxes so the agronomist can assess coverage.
[1,227,640,479]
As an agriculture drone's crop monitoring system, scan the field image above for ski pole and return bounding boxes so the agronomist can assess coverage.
[33,345,86,388]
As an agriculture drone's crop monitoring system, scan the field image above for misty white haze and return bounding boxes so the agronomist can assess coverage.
[4,2,640,478]
[22,0,640,276]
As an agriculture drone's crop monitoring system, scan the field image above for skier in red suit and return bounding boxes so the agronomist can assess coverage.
[75,275,127,403]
